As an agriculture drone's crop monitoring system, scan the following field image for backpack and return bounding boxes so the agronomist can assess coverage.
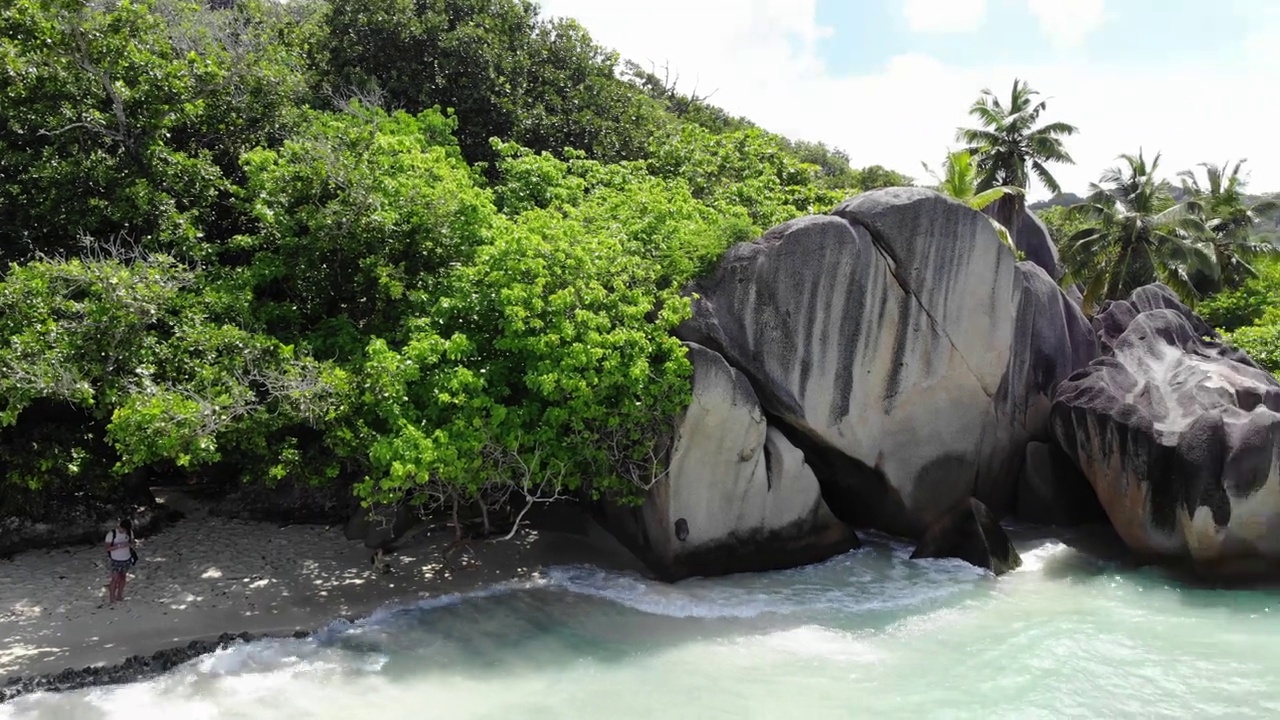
[109,529,139,566]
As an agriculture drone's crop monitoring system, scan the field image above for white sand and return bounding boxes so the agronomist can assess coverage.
[0,495,644,679]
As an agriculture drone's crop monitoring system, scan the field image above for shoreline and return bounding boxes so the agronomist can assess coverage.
[0,492,647,703]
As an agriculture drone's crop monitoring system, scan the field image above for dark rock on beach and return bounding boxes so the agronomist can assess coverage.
[910,497,1022,575]
[0,631,276,704]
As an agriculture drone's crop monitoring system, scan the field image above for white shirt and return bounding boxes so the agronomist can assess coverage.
[106,530,132,561]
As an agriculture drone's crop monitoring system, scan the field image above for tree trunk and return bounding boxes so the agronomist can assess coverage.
[451,493,461,543]
[991,194,1024,253]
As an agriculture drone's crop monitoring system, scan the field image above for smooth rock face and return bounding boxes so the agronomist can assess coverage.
[1051,285,1280,570]
[1017,441,1106,526]
[679,188,1096,537]
[602,342,856,580]
[1014,208,1061,281]
[910,497,1022,575]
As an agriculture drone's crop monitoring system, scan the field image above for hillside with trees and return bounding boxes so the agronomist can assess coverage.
[0,0,1275,544]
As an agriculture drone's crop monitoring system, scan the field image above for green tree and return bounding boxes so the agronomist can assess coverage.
[236,103,497,347]
[1198,256,1280,332]
[620,60,750,136]
[922,149,1023,248]
[1178,160,1280,291]
[646,123,846,228]
[319,0,661,165]
[1061,150,1215,310]
[351,144,750,537]
[0,0,309,263]
[1036,205,1090,246]
[852,165,914,191]
[1206,255,1280,377]
[956,78,1078,248]
[0,253,343,517]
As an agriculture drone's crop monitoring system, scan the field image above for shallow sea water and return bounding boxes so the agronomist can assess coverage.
[7,532,1280,719]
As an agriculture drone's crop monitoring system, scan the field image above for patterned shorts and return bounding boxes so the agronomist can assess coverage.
[110,558,132,574]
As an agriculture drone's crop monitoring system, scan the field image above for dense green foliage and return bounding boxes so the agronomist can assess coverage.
[0,0,1273,531]
[1049,154,1277,313]
[1199,256,1280,375]
[1179,161,1279,291]
[0,0,918,528]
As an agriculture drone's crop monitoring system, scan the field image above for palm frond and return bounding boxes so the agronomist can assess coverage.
[1032,121,1079,138]
[969,185,1022,210]
[1030,160,1062,194]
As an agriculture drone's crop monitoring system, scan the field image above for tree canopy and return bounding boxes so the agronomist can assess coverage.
[0,0,914,531]
[1,0,1275,533]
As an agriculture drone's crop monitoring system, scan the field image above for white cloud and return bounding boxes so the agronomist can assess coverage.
[537,0,1280,199]
[1025,0,1106,49]
[903,0,987,34]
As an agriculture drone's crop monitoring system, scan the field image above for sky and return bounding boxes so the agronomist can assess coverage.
[535,0,1280,200]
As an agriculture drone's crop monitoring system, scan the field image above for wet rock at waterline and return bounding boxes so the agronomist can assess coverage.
[677,188,1096,539]
[0,631,307,704]
[1016,441,1106,526]
[599,343,857,581]
[910,497,1022,575]
[1051,285,1280,572]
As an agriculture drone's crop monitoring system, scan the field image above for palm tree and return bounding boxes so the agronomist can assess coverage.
[1061,150,1216,311]
[1178,159,1279,290]
[922,149,1023,249]
[956,79,1078,248]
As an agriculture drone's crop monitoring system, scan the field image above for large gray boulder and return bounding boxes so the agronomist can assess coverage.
[677,188,1097,538]
[601,342,857,580]
[1051,285,1280,573]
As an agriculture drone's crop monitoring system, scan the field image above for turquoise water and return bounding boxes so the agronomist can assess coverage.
[7,532,1280,719]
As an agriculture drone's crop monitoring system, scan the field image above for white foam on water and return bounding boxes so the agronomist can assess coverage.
[1014,540,1072,573]
[745,625,883,663]
[539,540,991,620]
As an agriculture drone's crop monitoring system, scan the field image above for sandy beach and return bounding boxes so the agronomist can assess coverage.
[0,490,645,681]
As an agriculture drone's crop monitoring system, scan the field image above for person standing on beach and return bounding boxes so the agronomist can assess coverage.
[104,518,135,603]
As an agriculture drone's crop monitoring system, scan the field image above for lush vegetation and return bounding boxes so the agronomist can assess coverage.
[0,0,914,529]
[0,1,1274,532]
[1198,256,1280,374]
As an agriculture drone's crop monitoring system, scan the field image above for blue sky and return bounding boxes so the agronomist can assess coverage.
[816,0,1257,75]
[538,0,1279,198]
